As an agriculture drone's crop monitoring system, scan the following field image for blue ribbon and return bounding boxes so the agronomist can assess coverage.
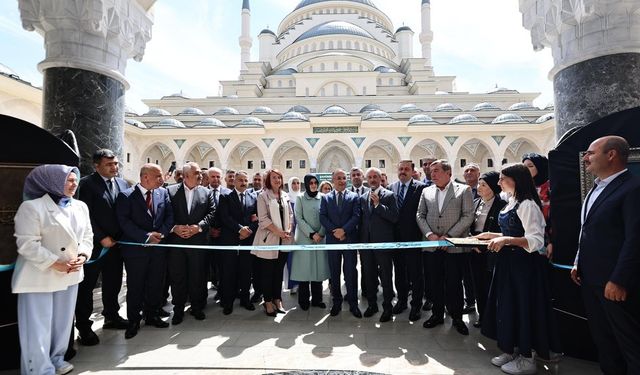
[85,247,110,265]
[0,263,15,272]
[551,262,574,270]
[117,240,452,251]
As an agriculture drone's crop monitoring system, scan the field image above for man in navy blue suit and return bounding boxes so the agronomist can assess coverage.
[75,149,130,346]
[572,136,640,375]
[319,169,362,318]
[116,163,174,339]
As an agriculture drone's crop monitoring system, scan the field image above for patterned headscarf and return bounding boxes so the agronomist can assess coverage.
[23,164,80,204]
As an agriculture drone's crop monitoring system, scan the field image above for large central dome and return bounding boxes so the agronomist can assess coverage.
[295,21,374,43]
[294,0,377,11]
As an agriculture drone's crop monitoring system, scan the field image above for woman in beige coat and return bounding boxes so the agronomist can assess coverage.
[251,169,294,316]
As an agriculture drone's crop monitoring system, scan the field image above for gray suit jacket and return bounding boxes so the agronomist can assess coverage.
[416,181,475,253]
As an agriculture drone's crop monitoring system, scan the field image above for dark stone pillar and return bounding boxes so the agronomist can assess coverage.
[553,53,640,139]
[43,67,125,176]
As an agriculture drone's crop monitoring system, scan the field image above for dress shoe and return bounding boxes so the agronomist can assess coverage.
[240,301,256,311]
[172,311,184,325]
[330,304,342,316]
[392,302,407,315]
[379,309,392,323]
[263,303,277,317]
[223,306,233,315]
[78,329,100,346]
[422,301,433,311]
[124,322,140,339]
[190,309,206,320]
[311,301,326,309]
[409,307,422,322]
[157,309,170,318]
[146,316,169,328]
[299,301,310,311]
[250,293,262,303]
[452,318,469,335]
[103,316,129,330]
[423,316,444,328]
[463,304,477,314]
[363,305,379,318]
[350,307,362,319]
[473,320,482,328]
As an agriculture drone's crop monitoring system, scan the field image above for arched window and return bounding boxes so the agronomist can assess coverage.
[333,83,338,96]
[278,80,282,88]
[304,45,309,53]
[288,80,293,87]
[305,87,310,96]
[320,63,325,71]
[320,42,325,49]
[347,62,352,71]
[334,62,339,70]
[377,78,382,85]
[329,41,334,49]
[347,87,353,96]
[389,78,394,86]
[320,88,326,96]
[337,41,343,49]
[354,42,360,50]
[346,41,352,49]
[363,86,367,95]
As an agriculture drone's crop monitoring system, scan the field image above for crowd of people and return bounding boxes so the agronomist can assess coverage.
[10,135,639,375]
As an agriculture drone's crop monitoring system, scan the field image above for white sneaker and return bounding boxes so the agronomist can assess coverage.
[55,361,74,375]
[491,352,518,367]
[501,355,537,375]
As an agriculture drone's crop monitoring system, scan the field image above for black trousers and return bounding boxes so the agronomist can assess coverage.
[258,252,288,302]
[123,249,167,323]
[393,248,424,309]
[462,253,475,306]
[360,249,394,310]
[298,281,323,305]
[220,251,253,307]
[75,245,124,331]
[422,251,432,303]
[426,251,465,320]
[469,250,491,322]
[168,247,209,312]
[251,254,262,297]
[581,284,640,375]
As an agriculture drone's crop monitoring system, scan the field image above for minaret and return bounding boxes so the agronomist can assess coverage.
[419,0,433,66]
[239,0,252,71]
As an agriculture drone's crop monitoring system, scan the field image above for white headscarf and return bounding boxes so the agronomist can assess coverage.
[287,176,302,202]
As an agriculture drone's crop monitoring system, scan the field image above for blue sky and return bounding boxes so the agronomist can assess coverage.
[0,0,554,113]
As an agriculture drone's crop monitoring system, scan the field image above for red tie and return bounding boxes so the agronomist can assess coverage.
[146,190,154,216]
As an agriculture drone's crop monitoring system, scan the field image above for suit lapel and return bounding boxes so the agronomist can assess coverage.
[439,184,455,214]
[45,196,78,243]
[188,187,200,219]
[585,171,629,223]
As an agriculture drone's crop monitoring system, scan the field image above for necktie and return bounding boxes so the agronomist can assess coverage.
[106,179,115,202]
[212,188,218,206]
[398,183,406,208]
[337,191,343,209]
[145,190,154,216]
[240,192,245,213]
[356,187,361,196]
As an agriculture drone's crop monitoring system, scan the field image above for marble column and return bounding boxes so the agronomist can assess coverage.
[519,0,640,139]
[19,0,154,175]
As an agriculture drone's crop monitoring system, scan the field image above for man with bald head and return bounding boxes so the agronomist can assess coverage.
[571,136,640,375]
[116,163,174,339]
[167,163,216,324]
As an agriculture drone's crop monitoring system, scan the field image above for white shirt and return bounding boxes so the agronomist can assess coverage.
[183,183,196,214]
[502,197,545,253]
[353,185,364,195]
[436,180,452,213]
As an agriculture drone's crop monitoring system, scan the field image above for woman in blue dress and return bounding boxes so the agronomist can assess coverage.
[476,163,561,375]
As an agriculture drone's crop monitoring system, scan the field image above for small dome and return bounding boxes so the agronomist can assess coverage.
[280,111,308,121]
[195,118,226,127]
[374,66,397,73]
[251,106,274,114]
[321,105,349,116]
[144,108,171,116]
[544,103,555,110]
[289,105,311,114]
[259,28,276,36]
[234,117,264,127]
[295,21,374,43]
[488,87,519,94]
[125,118,147,129]
[294,0,377,11]
[363,110,392,121]
[492,113,526,124]
[273,68,298,76]
[178,107,205,116]
[473,102,501,111]
[435,91,450,95]
[535,113,555,124]
[214,107,240,115]
[399,104,423,112]
[154,118,186,128]
[449,114,481,124]
[396,26,413,33]
[408,114,437,125]
[360,104,382,113]
[509,102,537,111]
[435,103,461,112]
[162,92,190,99]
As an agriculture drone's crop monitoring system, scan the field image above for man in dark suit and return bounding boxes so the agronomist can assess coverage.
[319,169,362,318]
[206,167,231,298]
[116,163,174,339]
[167,163,216,324]
[218,171,259,314]
[390,160,426,321]
[359,168,398,322]
[461,163,481,314]
[350,167,369,196]
[571,136,640,375]
[75,149,129,346]
[248,172,263,194]
[416,159,475,336]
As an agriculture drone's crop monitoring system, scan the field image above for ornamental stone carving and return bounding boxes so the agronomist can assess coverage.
[519,0,640,77]
[19,0,154,87]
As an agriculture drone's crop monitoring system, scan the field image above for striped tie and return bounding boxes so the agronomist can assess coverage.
[397,183,406,208]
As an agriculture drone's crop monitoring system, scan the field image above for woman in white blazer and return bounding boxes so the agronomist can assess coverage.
[13,165,93,375]
[251,169,293,316]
